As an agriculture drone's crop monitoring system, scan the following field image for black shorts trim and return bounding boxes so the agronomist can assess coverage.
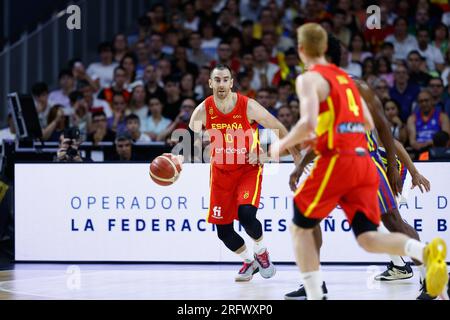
[292,202,321,229]
[351,211,378,237]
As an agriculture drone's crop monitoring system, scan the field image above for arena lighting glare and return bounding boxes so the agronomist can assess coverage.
[7,92,42,140]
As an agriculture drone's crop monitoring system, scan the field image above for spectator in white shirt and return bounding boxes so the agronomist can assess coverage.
[340,44,362,78]
[182,1,200,32]
[250,44,281,91]
[199,22,221,60]
[86,42,119,88]
[385,17,418,62]
[125,114,151,143]
[144,97,171,141]
[128,82,149,125]
[416,27,445,73]
[187,32,213,69]
[48,69,75,113]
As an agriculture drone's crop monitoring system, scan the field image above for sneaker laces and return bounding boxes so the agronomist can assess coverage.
[386,261,396,271]
[239,262,253,274]
[256,250,270,268]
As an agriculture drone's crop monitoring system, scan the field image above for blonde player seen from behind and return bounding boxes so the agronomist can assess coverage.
[270,23,448,299]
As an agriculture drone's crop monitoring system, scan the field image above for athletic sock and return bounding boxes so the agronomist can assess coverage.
[254,238,267,255]
[378,223,406,267]
[238,247,253,263]
[418,265,426,282]
[301,270,324,300]
[404,239,426,263]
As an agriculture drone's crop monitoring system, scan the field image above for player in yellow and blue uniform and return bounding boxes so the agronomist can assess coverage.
[366,130,398,215]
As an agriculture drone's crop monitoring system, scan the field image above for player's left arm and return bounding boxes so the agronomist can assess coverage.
[270,73,319,159]
[247,98,301,164]
[393,139,430,193]
[356,80,401,195]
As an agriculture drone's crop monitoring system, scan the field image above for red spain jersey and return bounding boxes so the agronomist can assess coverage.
[204,93,260,170]
[310,64,368,156]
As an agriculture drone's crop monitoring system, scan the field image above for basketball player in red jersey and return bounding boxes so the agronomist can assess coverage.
[189,64,301,281]
[271,23,448,299]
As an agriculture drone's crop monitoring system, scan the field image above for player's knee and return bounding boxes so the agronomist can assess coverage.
[238,205,258,227]
[216,224,244,251]
[356,232,378,252]
[216,224,233,242]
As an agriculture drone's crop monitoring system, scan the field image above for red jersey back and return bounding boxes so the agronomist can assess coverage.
[205,93,259,170]
[309,64,368,156]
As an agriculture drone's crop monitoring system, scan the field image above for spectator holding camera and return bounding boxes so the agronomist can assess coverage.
[54,127,86,162]
[125,114,151,143]
[87,111,116,146]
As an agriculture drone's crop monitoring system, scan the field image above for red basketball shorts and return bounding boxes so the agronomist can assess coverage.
[294,154,381,226]
[207,164,263,225]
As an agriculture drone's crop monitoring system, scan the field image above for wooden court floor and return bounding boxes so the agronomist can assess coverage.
[0,264,441,300]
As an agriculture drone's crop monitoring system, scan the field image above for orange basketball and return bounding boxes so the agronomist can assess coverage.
[149,153,183,186]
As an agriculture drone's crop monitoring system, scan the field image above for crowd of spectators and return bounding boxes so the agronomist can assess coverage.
[2,0,450,161]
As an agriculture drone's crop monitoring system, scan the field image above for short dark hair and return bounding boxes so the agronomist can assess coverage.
[98,41,113,54]
[58,69,73,80]
[333,8,346,17]
[125,113,140,123]
[237,72,249,82]
[433,131,450,147]
[114,66,127,76]
[408,50,425,60]
[416,27,429,36]
[92,111,107,119]
[393,17,408,27]
[78,79,91,90]
[138,15,151,27]
[278,80,291,88]
[284,47,297,57]
[210,64,233,78]
[31,82,49,96]
[381,42,394,50]
[115,134,132,144]
[69,91,84,104]
[163,75,179,85]
[241,19,254,28]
